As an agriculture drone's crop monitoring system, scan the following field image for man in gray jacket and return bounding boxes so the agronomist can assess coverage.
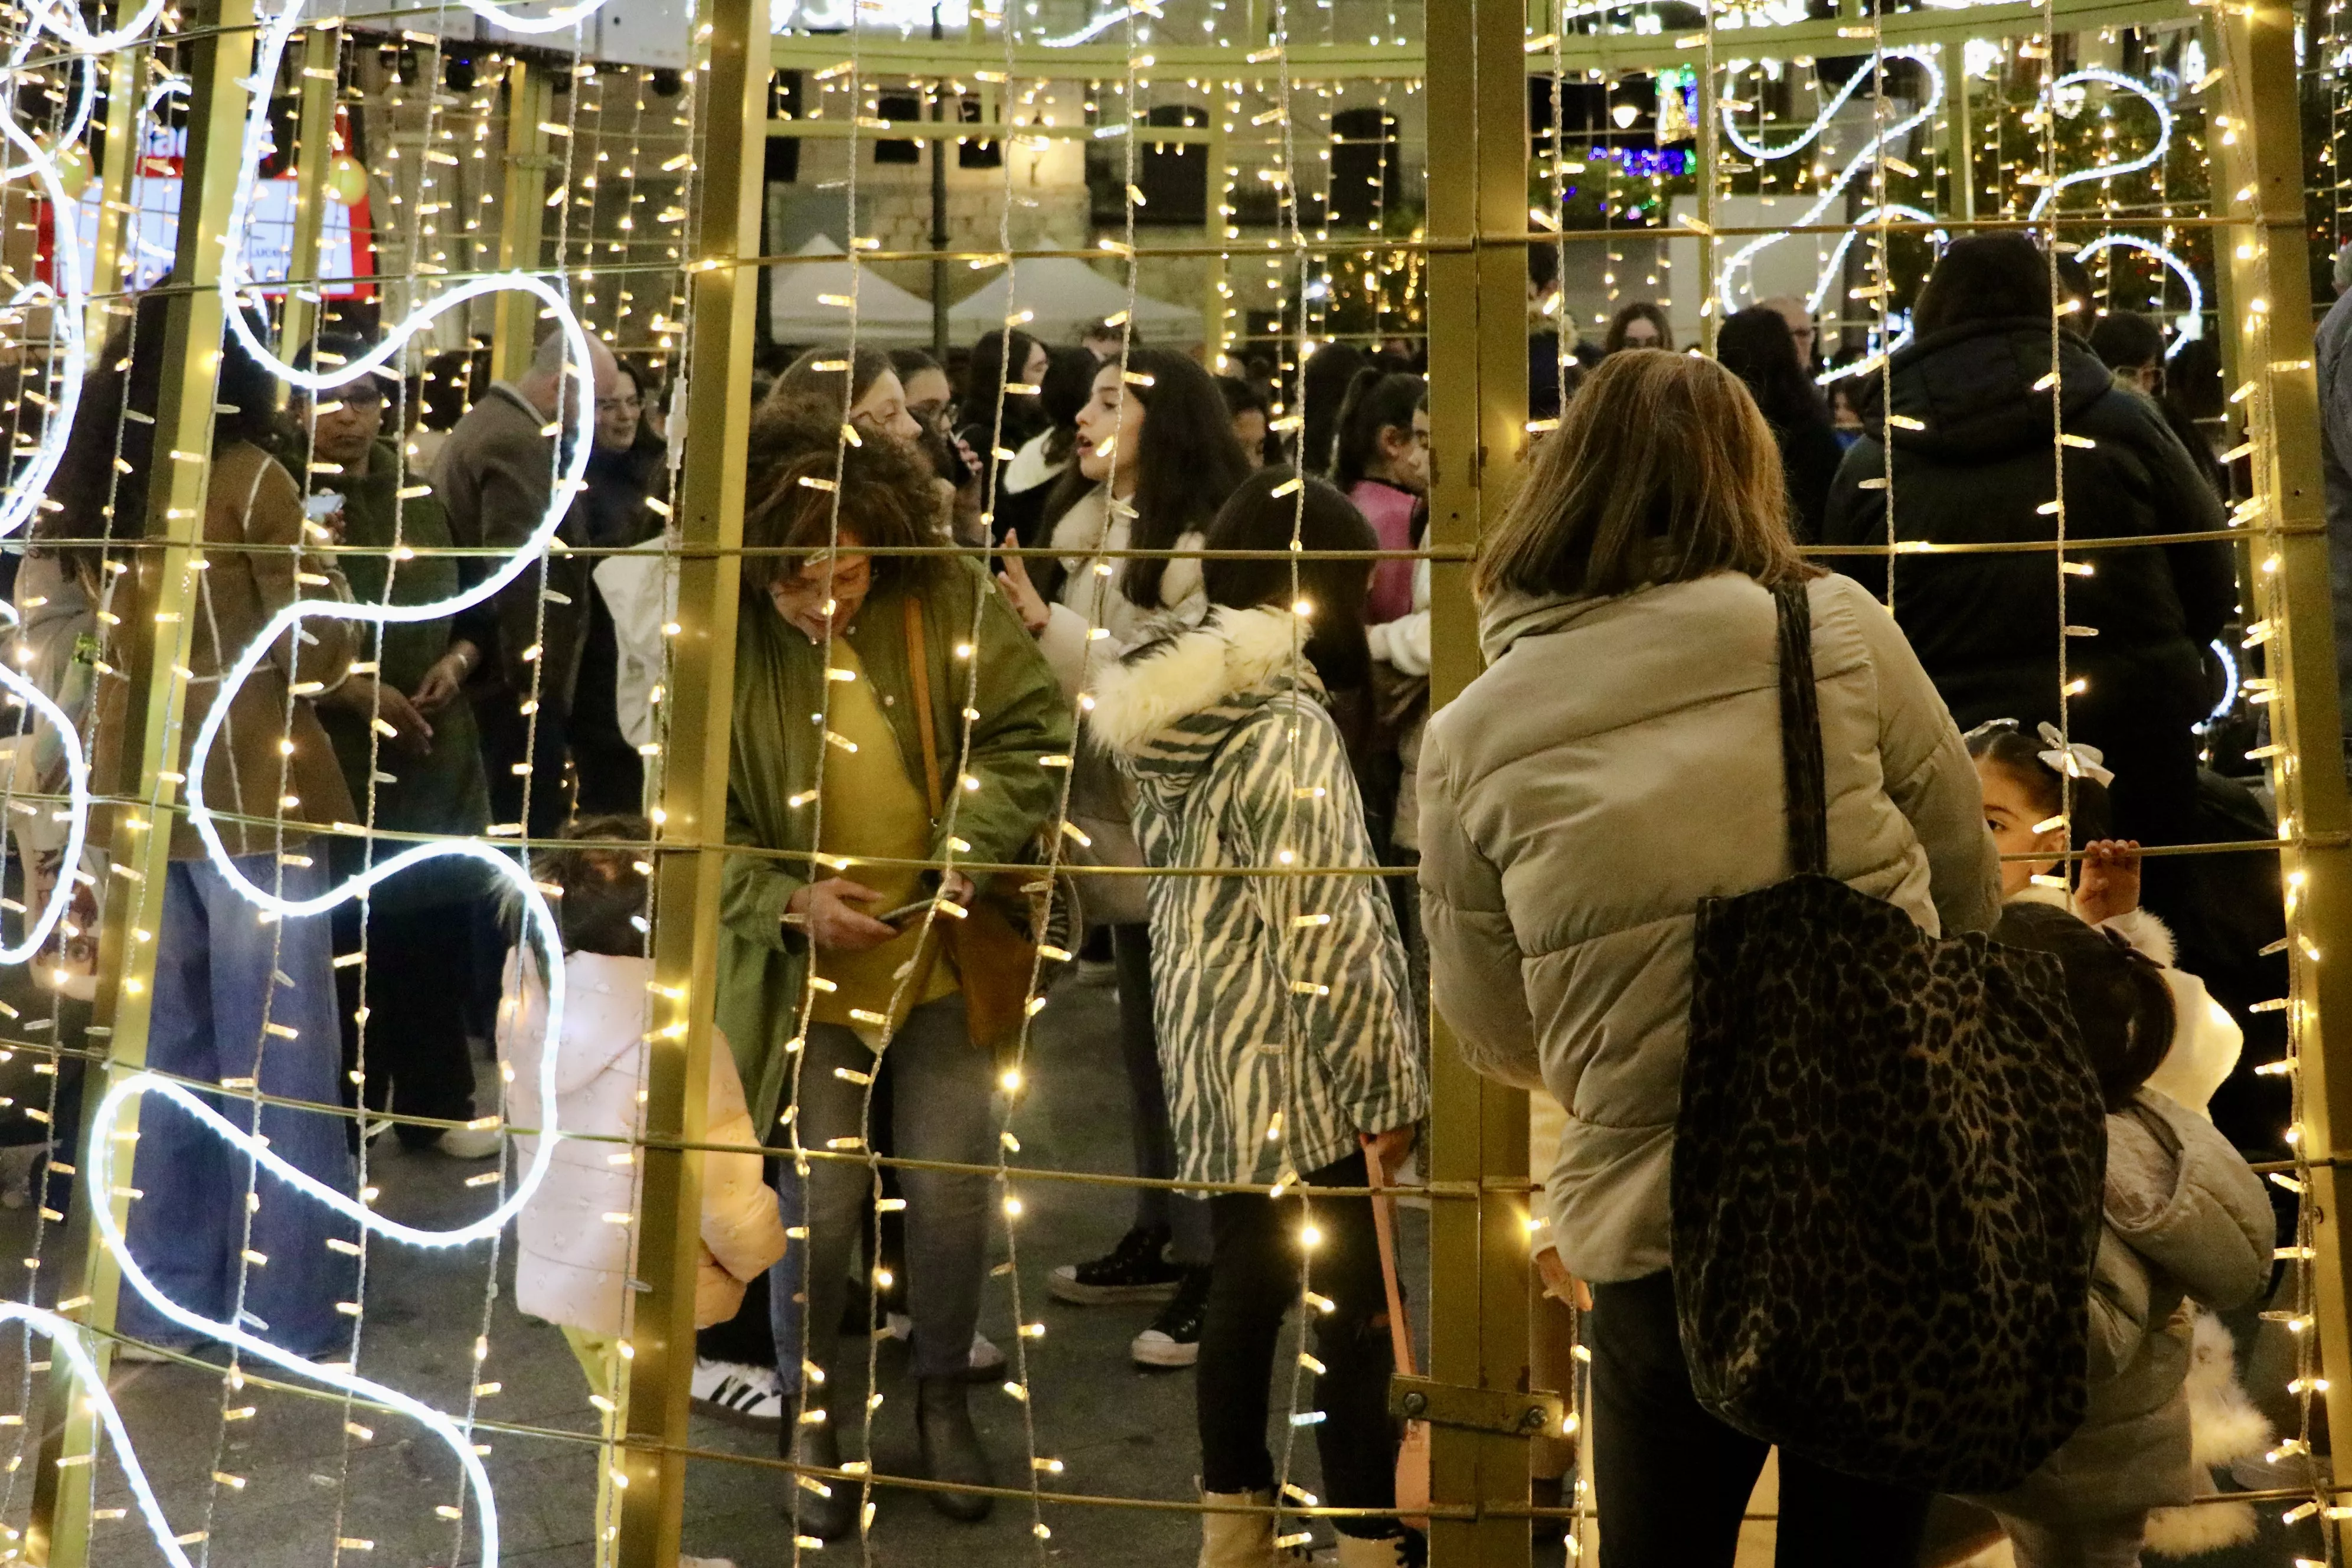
[435,327,620,835]
[2307,242,2352,779]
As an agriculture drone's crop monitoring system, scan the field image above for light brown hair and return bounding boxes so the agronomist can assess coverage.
[1473,349,1814,603]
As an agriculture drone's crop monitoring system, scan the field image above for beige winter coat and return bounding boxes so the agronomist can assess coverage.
[1971,1088,2273,1524]
[1419,570,2002,1284]
[503,950,789,1335]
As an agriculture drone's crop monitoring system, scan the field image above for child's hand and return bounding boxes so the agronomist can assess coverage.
[1534,1246,1592,1311]
[2074,839,2143,926]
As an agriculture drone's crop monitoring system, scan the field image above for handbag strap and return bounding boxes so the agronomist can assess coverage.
[1772,580,1830,878]
[901,594,945,822]
[1361,1141,1418,1379]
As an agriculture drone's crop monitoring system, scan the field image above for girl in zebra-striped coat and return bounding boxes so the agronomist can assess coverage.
[1089,468,1430,1568]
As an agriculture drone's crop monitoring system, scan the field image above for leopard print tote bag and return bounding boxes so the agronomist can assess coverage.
[1669,579,2107,1495]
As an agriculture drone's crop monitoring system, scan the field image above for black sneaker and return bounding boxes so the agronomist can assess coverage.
[1130,1266,1210,1368]
[1048,1225,1180,1304]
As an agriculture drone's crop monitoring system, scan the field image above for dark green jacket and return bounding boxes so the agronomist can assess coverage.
[318,437,492,910]
[717,558,1072,1131]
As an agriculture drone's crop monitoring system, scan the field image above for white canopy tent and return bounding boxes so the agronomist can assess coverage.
[767,235,938,347]
[947,257,1201,346]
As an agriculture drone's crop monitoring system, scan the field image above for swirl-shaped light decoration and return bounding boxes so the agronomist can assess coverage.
[0,0,635,1556]
[1714,58,2189,388]
[1711,49,1945,316]
[2073,234,2204,358]
[2026,68,2173,221]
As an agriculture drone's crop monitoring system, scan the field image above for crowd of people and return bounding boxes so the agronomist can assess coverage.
[15,225,2297,1568]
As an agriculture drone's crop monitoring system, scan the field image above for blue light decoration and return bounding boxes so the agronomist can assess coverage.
[1586,143,1694,179]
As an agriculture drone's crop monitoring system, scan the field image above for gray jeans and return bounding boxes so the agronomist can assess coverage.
[1998,1513,2148,1568]
[769,992,995,1390]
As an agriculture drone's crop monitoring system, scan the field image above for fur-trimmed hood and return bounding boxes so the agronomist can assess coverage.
[1087,605,1318,770]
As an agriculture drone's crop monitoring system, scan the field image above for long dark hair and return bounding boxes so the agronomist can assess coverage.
[1329,368,1426,491]
[1715,307,1829,436]
[1992,901,2174,1112]
[1110,348,1253,609]
[1911,231,2055,336]
[1298,341,1369,476]
[1037,345,1100,467]
[961,328,1047,466]
[1200,465,1376,693]
[42,284,280,574]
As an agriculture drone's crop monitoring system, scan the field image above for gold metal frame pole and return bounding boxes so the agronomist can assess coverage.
[2214,0,2352,1527]
[82,15,145,365]
[1423,1,1531,1562]
[25,0,257,1560]
[274,20,342,366]
[1204,116,1229,368]
[1696,43,1718,353]
[491,58,553,385]
[611,0,768,1560]
[1943,43,1976,226]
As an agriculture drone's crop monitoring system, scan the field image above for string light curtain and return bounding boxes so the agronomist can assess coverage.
[0,0,2332,1566]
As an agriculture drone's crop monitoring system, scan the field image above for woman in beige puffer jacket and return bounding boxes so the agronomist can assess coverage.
[1417,350,2002,1564]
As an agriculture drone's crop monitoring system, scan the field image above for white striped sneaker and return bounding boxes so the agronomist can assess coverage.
[690,1359,783,1427]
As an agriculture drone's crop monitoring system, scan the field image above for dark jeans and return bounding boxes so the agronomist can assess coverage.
[1112,925,1210,1264]
[570,589,643,814]
[475,691,571,841]
[332,899,479,1148]
[1586,1270,1930,1567]
[1199,1151,1397,1538]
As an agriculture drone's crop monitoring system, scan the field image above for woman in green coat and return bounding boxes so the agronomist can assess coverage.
[715,397,1069,1537]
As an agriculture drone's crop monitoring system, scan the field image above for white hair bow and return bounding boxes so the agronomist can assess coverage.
[2035,722,2115,788]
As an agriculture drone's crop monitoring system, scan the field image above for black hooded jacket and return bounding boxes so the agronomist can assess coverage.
[1820,318,2235,734]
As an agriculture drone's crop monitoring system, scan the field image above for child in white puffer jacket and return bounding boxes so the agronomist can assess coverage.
[502,815,788,1568]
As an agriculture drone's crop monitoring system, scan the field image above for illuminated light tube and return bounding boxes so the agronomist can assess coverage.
[2072,234,2204,359]
[1711,49,1945,314]
[2027,70,2172,221]
[0,0,622,1558]
[84,1074,512,1565]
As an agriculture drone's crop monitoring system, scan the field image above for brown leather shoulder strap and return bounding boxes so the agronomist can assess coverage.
[902,593,944,820]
